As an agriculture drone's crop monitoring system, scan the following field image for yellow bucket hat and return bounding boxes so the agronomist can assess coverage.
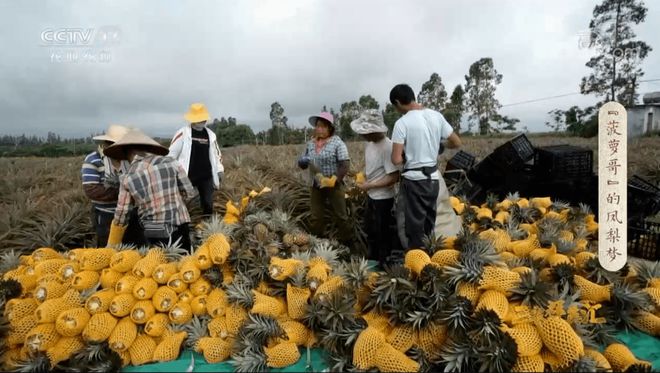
[184,103,210,123]
[93,124,131,143]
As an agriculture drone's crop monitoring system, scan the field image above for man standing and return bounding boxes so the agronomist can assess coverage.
[105,129,198,251]
[169,103,224,218]
[82,124,143,247]
[390,84,462,249]
[351,110,401,267]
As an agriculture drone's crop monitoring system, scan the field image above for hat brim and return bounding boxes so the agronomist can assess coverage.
[309,116,335,128]
[184,113,210,123]
[350,120,388,135]
[104,143,169,160]
[92,135,114,143]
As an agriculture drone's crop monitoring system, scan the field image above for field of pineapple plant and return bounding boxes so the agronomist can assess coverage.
[0,135,659,372]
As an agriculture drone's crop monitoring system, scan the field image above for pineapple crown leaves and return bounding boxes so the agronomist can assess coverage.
[319,317,366,356]
[0,249,22,275]
[11,350,51,373]
[156,239,189,262]
[551,263,576,288]
[336,257,371,291]
[198,215,236,241]
[473,331,518,373]
[628,259,660,287]
[438,337,477,373]
[580,321,620,348]
[536,217,563,247]
[407,346,434,373]
[201,266,224,288]
[440,295,475,335]
[469,309,505,346]
[225,275,256,308]
[555,239,577,255]
[0,279,22,301]
[582,257,623,285]
[610,282,653,312]
[549,199,571,212]
[289,250,312,264]
[364,265,415,314]
[505,191,521,203]
[289,265,309,288]
[231,345,268,373]
[484,193,500,211]
[182,315,209,349]
[240,313,285,345]
[572,320,602,350]
[313,285,360,332]
[311,241,341,268]
[510,269,555,308]
[421,232,447,256]
[504,220,528,241]
[445,238,502,286]
[243,210,272,228]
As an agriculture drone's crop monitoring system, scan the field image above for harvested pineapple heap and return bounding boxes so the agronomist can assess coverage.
[0,192,658,373]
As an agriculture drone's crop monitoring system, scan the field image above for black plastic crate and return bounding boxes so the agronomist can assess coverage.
[628,176,660,219]
[446,150,476,171]
[526,173,598,213]
[468,154,507,188]
[628,219,660,261]
[534,145,593,180]
[491,134,535,169]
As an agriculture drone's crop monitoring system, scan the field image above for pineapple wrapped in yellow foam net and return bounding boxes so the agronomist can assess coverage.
[115,274,140,294]
[501,323,543,357]
[196,336,233,363]
[431,249,460,267]
[109,316,138,352]
[110,250,142,273]
[100,268,123,290]
[26,323,60,352]
[478,266,521,294]
[265,341,301,368]
[352,326,386,370]
[206,233,231,264]
[632,311,660,336]
[6,298,38,322]
[375,343,420,372]
[193,243,213,270]
[152,263,178,284]
[79,248,116,271]
[166,273,188,294]
[110,293,137,317]
[286,283,310,320]
[511,354,544,373]
[404,249,432,276]
[7,314,38,348]
[584,348,612,371]
[55,307,90,337]
[604,343,652,372]
[251,291,286,318]
[573,275,611,303]
[82,312,117,342]
[153,286,178,312]
[191,295,208,316]
[153,330,187,362]
[190,277,212,296]
[169,301,193,324]
[46,336,85,367]
[269,257,303,281]
[129,334,157,366]
[386,324,415,352]
[34,259,70,278]
[131,300,156,324]
[476,290,509,320]
[206,288,228,318]
[132,249,166,278]
[71,271,100,291]
[179,257,201,284]
[144,313,170,337]
[531,309,584,368]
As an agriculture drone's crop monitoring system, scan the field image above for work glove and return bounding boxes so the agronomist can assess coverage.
[107,222,127,247]
[103,174,120,189]
[319,175,337,189]
[297,156,311,169]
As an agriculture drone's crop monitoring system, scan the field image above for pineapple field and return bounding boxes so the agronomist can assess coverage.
[0,135,659,372]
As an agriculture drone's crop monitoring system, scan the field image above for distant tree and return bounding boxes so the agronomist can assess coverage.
[382,104,402,135]
[545,109,567,132]
[338,101,361,139]
[269,102,288,128]
[358,95,380,110]
[418,73,448,111]
[442,85,465,132]
[580,0,652,106]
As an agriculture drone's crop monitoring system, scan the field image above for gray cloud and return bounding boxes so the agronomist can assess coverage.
[0,0,658,138]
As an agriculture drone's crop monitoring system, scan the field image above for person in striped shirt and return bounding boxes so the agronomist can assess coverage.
[104,129,198,251]
[82,125,144,247]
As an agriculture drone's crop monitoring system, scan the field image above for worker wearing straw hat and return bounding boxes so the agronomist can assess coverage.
[105,129,198,251]
[350,109,402,266]
[169,103,224,218]
[82,124,144,247]
[297,111,354,248]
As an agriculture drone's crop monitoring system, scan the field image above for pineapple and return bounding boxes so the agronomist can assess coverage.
[604,343,652,372]
[128,334,156,366]
[208,317,230,339]
[196,337,233,363]
[45,336,85,367]
[132,278,159,300]
[55,307,90,337]
[99,268,123,290]
[6,298,38,322]
[511,354,544,372]
[169,301,193,324]
[114,274,140,294]
[7,314,38,348]
[191,295,208,316]
[35,289,82,323]
[132,249,166,278]
[264,341,300,368]
[510,269,554,308]
[193,243,214,270]
[178,289,195,303]
[152,329,187,362]
[573,275,612,303]
[501,323,543,357]
[251,290,286,318]
[108,317,138,352]
[109,293,137,317]
[206,234,231,265]
[59,262,80,281]
[25,323,60,352]
[82,312,118,342]
[79,248,116,271]
[152,263,178,285]
[153,286,178,312]
[34,258,70,278]
[144,313,170,337]
[206,288,228,318]
[32,248,63,262]
[269,257,303,281]
[33,281,69,303]
[404,249,432,275]
[166,273,188,293]
[179,257,201,284]
[584,348,612,371]
[313,275,344,301]
[632,311,660,336]
[130,300,156,324]
[532,311,583,368]
[189,277,212,296]
[352,326,386,370]
[476,290,509,320]
[478,265,521,293]
[71,270,101,291]
[110,250,142,273]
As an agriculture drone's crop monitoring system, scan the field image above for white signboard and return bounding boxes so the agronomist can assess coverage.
[598,102,627,271]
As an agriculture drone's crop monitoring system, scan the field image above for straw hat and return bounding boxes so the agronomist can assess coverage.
[350,109,388,134]
[92,124,130,143]
[308,112,335,128]
[184,103,211,123]
[103,129,169,160]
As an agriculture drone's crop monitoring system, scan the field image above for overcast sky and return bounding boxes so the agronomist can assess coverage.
[0,0,659,138]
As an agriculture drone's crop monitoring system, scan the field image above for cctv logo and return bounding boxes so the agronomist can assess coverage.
[40,26,121,46]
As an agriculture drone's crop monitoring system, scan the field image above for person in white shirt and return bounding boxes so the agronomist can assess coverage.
[390,84,462,249]
[351,110,401,267]
[168,103,224,218]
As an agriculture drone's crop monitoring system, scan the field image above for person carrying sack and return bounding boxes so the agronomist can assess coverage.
[389,84,462,249]
[105,129,198,251]
[168,103,224,218]
[297,111,354,248]
[82,124,144,247]
[351,110,401,267]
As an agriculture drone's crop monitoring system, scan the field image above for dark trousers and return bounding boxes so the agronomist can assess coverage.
[309,186,354,245]
[401,178,440,249]
[145,223,191,252]
[192,177,215,217]
[92,207,145,248]
[365,197,398,267]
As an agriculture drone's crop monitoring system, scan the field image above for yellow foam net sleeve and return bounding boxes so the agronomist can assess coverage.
[109,316,138,352]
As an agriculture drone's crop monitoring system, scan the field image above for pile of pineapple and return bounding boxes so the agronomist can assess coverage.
[0,191,658,373]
